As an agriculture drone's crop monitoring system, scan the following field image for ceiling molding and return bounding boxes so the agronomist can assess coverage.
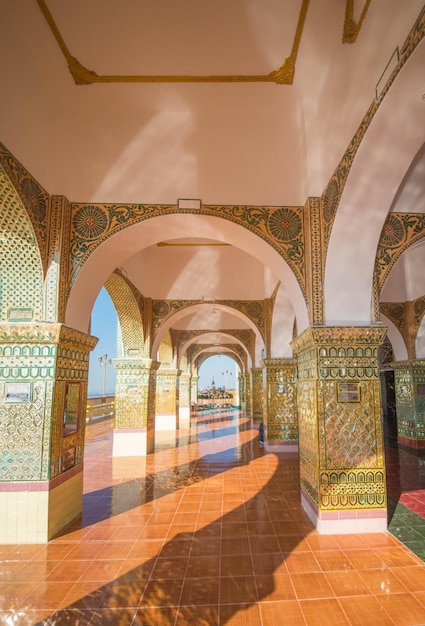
[36,0,310,85]
[343,0,372,44]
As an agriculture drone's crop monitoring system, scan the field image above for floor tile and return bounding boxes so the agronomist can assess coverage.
[2,410,425,624]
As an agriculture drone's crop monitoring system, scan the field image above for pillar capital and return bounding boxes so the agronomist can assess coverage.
[291,325,387,354]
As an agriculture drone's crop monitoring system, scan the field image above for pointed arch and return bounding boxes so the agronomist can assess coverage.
[104,272,144,356]
[324,39,425,324]
[0,166,44,322]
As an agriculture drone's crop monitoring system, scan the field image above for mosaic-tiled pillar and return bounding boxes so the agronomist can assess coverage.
[191,375,198,412]
[238,376,244,412]
[262,358,298,452]
[178,372,191,428]
[291,326,388,534]
[155,368,179,431]
[251,367,263,422]
[392,360,425,450]
[0,323,97,543]
[243,373,251,415]
[112,358,159,456]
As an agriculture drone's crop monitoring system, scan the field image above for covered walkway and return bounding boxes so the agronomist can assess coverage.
[1,411,425,625]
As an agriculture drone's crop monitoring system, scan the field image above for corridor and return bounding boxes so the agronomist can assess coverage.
[1,412,425,625]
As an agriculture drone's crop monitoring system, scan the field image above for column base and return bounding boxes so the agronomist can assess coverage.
[0,467,83,543]
[155,414,177,431]
[265,441,299,453]
[178,406,190,429]
[113,429,153,456]
[301,493,387,535]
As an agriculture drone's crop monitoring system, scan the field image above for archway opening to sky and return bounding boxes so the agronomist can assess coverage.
[88,287,118,397]
[197,355,237,391]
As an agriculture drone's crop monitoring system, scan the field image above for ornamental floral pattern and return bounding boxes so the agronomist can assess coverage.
[268,208,302,242]
[380,214,405,247]
[73,206,108,239]
[20,177,47,224]
[375,213,425,295]
[69,202,306,300]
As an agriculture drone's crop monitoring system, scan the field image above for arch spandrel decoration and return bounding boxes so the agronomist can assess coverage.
[104,272,145,356]
[321,7,425,251]
[374,213,425,298]
[380,295,425,360]
[0,144,49,273]
[176,329,255,367]
[194,345,245,373]
[151,299,267,348]
[69,203,306,298]
[0,166,44,323]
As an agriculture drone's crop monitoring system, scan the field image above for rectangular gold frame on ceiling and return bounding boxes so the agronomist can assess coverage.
[36,0,310,85]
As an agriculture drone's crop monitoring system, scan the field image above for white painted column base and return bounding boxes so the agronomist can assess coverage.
[112,429,149,456]
[155,414,177,431]
[179,406,190,429]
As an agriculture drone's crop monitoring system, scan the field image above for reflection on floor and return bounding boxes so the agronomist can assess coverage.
[385,431,425,561]
[1,411,425,625]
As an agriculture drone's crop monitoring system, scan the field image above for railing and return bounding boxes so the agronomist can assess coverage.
[86,396,115,423]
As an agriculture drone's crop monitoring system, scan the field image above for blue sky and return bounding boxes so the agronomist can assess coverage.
[88,288,237,397]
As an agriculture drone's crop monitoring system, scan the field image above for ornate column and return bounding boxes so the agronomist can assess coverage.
[392,360,425,450]
[178,372,191,428]
[243,373,251,415]
[113,358,159,456]
[291,326,388,534]
[262,358,298,452]
[0,323,97,543]
[251,367,263,422]
[155,368,179,431]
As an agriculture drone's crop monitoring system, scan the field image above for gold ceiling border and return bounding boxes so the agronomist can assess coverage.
[36,0,309,85]
[343,0,372,44]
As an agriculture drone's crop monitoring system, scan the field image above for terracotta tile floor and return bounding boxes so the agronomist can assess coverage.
[1,411,425,625]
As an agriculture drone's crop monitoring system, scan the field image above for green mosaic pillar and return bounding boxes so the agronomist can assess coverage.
[112,358,159,456]
[155,368,179,431]
[393,360,425,450]
[191,375,198,412]
[178,372,191,428]
[262,358,298,452]
[0,323,97,543]
[291,326,388,534]
[243,373,251,415]
[251,367,263,422]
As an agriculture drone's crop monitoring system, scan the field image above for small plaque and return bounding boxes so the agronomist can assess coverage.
[417,384,425,396]
[8,308,33,322]
[5,382,31,403]
[338,382,360,403]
